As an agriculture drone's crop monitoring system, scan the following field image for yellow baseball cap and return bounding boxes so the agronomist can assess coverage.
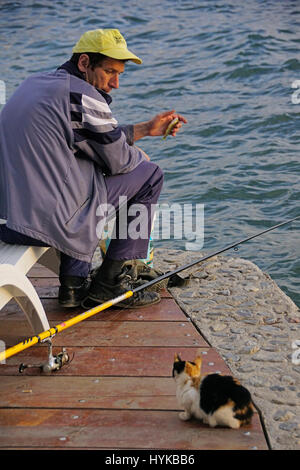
[72,28,142,64]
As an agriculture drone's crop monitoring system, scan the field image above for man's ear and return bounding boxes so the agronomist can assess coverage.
[77,54,90,73]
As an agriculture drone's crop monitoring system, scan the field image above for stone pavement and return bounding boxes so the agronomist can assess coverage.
[153,248,300,450]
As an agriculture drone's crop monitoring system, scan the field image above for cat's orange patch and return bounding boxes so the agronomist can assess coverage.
[192,376,201,388]
[184,356,202,380]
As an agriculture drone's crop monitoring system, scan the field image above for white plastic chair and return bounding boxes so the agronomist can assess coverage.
[0,241,60,334]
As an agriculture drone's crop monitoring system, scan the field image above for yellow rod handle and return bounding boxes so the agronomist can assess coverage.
[0,290,133,362]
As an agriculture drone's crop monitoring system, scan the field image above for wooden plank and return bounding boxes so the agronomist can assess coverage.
[0,408,267,450]
[0,298,186,322]
[1,320,207,348]
[27,265,172,298]
[28,274,172,299]
[0,265,268,450]
[34,286,58,298]
[28,277,60,287]
[0,347,230,377]
[0,375,260,413]
[0,376,178,410]
[28,275,172,297]
[28,265,58,278]
[33,286,172,299]
[53,320,206,348]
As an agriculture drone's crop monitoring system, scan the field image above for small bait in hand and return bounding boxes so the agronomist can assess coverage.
[162,117,179,140]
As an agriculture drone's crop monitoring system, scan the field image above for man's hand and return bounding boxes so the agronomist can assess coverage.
[133,110,187,142]
[147,110,187,137]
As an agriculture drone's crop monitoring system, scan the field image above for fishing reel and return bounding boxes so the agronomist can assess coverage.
[19,339,71,374]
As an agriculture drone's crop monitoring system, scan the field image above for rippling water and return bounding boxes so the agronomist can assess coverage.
[1,0,299,306]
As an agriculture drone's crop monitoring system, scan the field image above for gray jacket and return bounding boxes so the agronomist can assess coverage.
[0,62,145,262]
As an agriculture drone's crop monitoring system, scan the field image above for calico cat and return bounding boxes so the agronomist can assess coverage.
[172,353,254,429]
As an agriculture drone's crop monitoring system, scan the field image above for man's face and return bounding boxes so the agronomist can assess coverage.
[81,56,125,93]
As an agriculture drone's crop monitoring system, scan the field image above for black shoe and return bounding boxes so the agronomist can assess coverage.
[81,262,160,310]
[58,276,91,308]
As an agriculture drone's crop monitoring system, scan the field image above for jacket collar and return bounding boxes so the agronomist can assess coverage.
[58,60,112,105]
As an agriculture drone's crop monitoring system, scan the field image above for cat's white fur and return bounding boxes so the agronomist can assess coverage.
[174,368,241,429]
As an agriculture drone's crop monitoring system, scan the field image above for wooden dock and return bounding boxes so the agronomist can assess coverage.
[0,265,269,450]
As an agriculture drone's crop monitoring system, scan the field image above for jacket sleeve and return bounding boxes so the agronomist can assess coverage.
[119,124,134,146]
[70,91,145,175]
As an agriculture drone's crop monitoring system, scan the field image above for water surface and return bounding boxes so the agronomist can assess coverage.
[1,0,299,305]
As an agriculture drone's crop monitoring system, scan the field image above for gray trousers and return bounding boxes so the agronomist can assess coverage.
[0,160,164,278]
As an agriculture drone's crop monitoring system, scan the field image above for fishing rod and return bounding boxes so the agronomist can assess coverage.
[135,214,300,293]
[0,214,299,372]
